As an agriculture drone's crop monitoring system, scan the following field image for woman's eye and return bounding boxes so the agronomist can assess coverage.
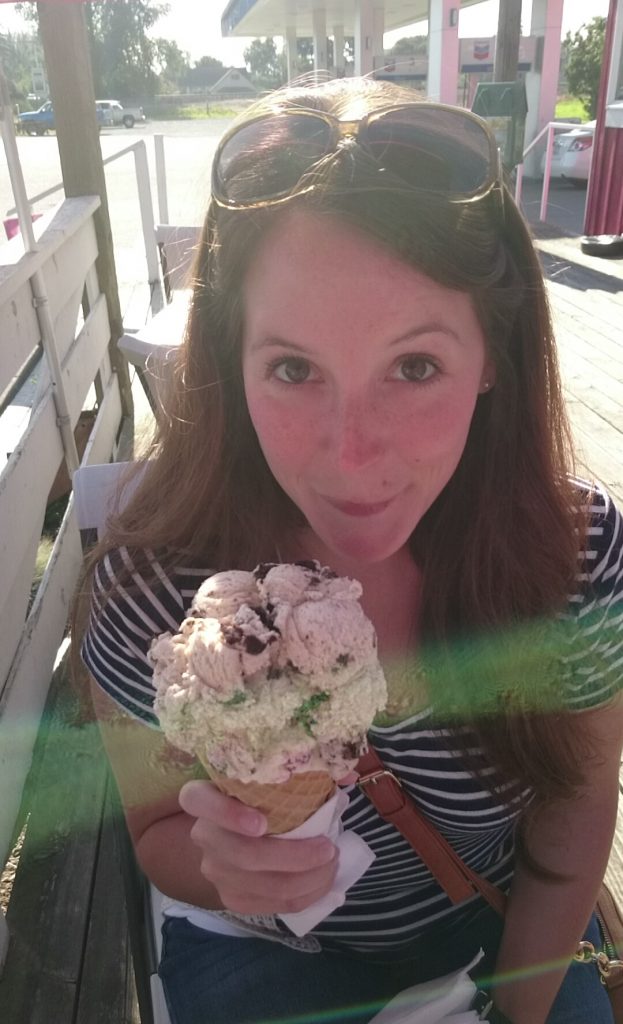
[270,357,315,384]
[393,356,438,383]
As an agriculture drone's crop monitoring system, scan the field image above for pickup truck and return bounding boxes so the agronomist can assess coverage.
[95,99,146,128]
[17,100,111,135]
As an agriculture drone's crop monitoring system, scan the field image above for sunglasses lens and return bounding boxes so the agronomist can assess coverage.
[366,108,493,194]
[215,113,333,204]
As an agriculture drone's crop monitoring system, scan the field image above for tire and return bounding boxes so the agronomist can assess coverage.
[34,127,46,136]
[122,114,135,128]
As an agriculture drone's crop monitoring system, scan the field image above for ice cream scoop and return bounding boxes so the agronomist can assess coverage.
[150,560,387,831]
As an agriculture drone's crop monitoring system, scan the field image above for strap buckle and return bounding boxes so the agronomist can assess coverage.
[358,767,403,789]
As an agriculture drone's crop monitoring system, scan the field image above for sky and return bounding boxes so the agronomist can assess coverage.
[0,0,611,66]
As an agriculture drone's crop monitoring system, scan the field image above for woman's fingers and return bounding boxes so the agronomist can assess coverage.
[178,778,339,914]
[190,817,335,872]
[179,779,268,836]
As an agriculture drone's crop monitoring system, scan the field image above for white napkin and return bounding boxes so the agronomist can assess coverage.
[367,950,486,1024]
[277,788,375,936]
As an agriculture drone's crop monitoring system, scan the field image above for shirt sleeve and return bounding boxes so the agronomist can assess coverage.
[81,547,188,727]
[560,485,623,710]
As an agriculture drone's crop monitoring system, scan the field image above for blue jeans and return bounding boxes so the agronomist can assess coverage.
[158,911,613,1024]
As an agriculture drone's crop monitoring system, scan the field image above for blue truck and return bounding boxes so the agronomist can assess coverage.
[17,100,111,135]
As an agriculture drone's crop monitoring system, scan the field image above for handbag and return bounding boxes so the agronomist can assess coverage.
[357,747,623,1021]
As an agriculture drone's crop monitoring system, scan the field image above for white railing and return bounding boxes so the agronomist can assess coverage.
[6,139,161,293]
[514,121,582,222]
[0,100,126,969]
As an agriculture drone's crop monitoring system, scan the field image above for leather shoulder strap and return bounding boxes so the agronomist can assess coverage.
[357,747,507,917]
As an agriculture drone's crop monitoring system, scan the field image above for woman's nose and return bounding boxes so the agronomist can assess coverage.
[328,395,385,471]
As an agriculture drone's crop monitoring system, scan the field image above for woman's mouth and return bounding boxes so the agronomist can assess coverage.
[322,495,395,518]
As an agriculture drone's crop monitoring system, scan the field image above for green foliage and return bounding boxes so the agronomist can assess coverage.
[0,30,41,100]
[153,37,190,94]
[15,0,169,101]
[86,0,168,101]
[555,97,587,122]
[244,37,284,89]
[386,35,428,59]
[563,16,606,119]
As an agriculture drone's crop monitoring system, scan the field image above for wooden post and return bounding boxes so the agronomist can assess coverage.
[36,1,133,420]
[493,0,523,82]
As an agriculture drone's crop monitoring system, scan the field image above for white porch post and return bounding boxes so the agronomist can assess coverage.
[285,24,298,83]
[333,24,345,77]
[427,0,460,103]
[524,0,564,175]
[373,6,385,72]
[354,0,375,77]
[312,8,328,71]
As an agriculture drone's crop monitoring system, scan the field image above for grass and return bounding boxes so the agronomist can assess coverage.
[144,101,247,120]
[555,96,588,122]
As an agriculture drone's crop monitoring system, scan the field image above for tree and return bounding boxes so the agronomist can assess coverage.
[86,0,168,101]
[387,35,428,59]
[564,16,606,119]
[17,0,169,101]
[244,37,284,89]
[154,38,191,94]
[184,55,226,93]
[0,30,43,101]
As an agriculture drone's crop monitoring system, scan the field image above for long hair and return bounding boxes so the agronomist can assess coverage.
[75,78,596,855]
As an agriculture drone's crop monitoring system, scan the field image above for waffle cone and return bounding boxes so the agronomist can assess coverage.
[205,766,336,834]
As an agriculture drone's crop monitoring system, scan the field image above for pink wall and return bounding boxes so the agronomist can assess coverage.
[584,0,623,235]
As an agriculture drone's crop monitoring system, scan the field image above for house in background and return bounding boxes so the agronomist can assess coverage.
[209,67,257,99]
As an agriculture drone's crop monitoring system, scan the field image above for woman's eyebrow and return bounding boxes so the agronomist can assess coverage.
[390,322,461,345]
[249,335,310,354]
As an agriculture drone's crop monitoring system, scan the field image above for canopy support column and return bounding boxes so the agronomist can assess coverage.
[427,0,460,103]
[312,8,328,71]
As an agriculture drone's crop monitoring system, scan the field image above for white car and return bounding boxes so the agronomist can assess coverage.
[541,122,595,186]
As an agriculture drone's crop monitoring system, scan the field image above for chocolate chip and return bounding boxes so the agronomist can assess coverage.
[253,563,278,582]
[243,635,267,655]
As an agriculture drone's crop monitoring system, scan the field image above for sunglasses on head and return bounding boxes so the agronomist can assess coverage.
[211,102,503,213]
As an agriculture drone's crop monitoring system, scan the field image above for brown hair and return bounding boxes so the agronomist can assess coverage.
[76,78,596,854]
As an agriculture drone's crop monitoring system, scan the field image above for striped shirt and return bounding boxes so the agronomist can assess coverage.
[82,481,623,951]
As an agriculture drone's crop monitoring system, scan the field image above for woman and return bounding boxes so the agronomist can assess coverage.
[79,77,623,1024]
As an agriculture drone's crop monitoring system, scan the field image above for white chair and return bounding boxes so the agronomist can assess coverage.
[73,461,171,1024]
[155,223,200,300]
[118,224,199,415]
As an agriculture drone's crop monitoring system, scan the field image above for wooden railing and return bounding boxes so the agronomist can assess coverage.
[0,196,125,969]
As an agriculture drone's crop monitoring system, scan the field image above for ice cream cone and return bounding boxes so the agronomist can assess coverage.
[206,767,336,834]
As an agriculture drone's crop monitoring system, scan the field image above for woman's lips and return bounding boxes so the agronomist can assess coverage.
[322,495,395,517]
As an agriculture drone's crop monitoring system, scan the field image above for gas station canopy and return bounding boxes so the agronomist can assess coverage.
[222,0,483,37]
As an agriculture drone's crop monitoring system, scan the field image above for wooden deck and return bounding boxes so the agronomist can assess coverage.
[534,226,623,505]
[0,226,621,1023]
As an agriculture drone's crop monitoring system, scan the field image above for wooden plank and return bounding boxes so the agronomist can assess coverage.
[0,502,83,870]
[0,525,42,695]
[553,309,623,378]
[0,277,40,397]
[80,373,123,469]
[0,198,100,304]
[0,667,108,1022]
[76,782,141,1024]
[0,294,111,611]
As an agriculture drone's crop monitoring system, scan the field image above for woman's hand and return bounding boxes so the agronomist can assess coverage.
[179,780,339,915]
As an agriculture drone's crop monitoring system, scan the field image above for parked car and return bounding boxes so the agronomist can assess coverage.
[17,100,111,135]
[95,99,145,128]
[540,121,595,186]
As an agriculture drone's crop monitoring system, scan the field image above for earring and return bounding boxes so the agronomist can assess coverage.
[481,380,491,392]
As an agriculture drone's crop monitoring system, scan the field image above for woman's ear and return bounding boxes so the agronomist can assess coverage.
[479,360,497,393]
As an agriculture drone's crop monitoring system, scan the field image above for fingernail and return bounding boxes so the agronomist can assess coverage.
[316,841,336,864]
[242,812,266,836]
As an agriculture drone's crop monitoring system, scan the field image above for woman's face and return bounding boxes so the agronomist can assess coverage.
[242,211,494,568]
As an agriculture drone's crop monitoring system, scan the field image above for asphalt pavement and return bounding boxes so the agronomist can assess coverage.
[0,118,591,318]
